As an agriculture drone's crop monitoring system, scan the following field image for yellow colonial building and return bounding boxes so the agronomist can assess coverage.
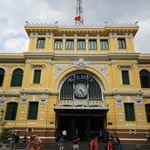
[0,21,150,144]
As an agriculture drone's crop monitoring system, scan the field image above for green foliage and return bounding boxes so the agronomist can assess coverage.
[0,128,13,143]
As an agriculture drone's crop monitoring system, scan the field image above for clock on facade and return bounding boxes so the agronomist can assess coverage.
[74,83,88,98]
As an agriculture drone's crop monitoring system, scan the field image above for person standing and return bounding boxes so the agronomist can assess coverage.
[13,132,20,150]
[26,134,44,150]
[110,136,119,150]
[105,130,110,141]
[90,136,98,150]
[22,135,28,147]
[73,135,79,150]
[98,129,103,142]
[75,128,79,137]
[58,136,65,150]
[116,137,124,150]
[106,140,112,150]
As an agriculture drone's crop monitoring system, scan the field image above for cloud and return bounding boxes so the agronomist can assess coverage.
[3,37,28,53]
[29,2,68,23]
[135,19,150,53]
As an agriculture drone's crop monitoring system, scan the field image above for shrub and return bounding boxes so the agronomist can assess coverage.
[0,128,13,143]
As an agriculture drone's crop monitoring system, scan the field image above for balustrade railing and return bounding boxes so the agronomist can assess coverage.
[58,99,105,107]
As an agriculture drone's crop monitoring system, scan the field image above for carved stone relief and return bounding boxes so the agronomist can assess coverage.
[74,58,89,70]
[92,64,109,79]
[0,96,6,108]
[39,94,47,106]
[135,95,142,108]
[54,64,71,81]
[20,94,28,106]
[115,95,123,107]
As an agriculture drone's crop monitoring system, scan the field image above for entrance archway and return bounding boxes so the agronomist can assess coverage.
[54,72,109,142]
[55,109,108,142]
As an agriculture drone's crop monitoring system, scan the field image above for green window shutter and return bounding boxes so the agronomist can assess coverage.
[60,80,73,100]
[122,70,129,84]
[28,102,38,120]
[145,104,150,122]
[5,102,18,120]
[140,70,150,88]
[0,69,5,86]
[124,103,135,121]
[11,69,23,86]
[89,80,102,100]
[33,70,41,84]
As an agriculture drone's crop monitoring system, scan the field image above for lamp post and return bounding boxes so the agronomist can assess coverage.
[0,109,5,143]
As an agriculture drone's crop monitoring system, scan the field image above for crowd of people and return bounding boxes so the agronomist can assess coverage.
[12,132,44,150]
[89,133,124,150]
[11,129,124,150]
[57,129,124,150]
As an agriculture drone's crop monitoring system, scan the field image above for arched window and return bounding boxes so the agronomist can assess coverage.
[145,104,150,122]
[11,69,23,86]
[0,68,5,86]
[140,70,150,88]
[60,74,102,100]
[5,102,18,120]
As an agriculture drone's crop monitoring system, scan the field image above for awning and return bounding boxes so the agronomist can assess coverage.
[53,106,109,116]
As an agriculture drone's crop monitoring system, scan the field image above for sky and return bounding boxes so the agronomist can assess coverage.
[0,0,150,53]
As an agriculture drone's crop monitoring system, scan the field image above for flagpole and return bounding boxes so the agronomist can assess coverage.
[75,0,84,26]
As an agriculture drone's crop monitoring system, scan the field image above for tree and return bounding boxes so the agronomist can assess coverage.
[0,128,13,143]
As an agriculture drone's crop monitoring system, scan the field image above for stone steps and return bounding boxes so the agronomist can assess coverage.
[14,142,150,150]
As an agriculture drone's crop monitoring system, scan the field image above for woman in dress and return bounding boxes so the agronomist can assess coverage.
[90,137,98,150]
[26,134,44,150]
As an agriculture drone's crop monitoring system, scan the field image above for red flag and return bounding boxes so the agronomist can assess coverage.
[75,16,81,21]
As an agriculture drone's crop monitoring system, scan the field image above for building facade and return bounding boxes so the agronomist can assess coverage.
[0,22,150,144]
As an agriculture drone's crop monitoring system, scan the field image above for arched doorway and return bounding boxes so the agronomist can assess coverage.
[54,72,109,141]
